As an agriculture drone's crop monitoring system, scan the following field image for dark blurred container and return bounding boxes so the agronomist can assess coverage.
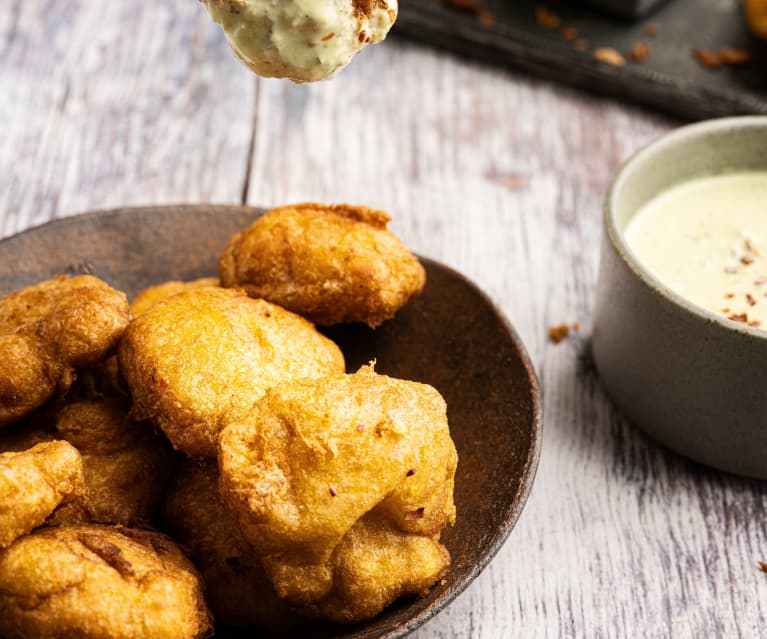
[579,0,670,19]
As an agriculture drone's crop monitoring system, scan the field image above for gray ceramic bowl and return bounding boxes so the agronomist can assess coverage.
[593,116,767,479]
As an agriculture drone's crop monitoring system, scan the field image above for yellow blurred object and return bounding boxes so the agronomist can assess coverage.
[745,0,767,38]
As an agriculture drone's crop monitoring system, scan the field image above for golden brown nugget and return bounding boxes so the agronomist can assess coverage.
[219,365,457,564]
[130,278,219,316]
[48,398,175,527]
[0,441,84,548]
[162,460,298,630]
[0,525,213,639]
[118,286,345,458]
[0,275,130,427]
[746,0,767,38]
[263,513,450,624]
[219,203,426,327]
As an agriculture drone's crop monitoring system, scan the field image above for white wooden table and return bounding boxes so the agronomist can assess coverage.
[2,2,766,637]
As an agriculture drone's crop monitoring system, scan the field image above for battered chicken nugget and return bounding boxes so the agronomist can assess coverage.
[118,286,345,458]
[263,512,450,623]
[219,203,426,327]
[161,460,298,630]
[202,0,397,83]
[219,365,457,565]
[130,278,219,316]
[0,525,212,639]
[48,398,174,527]
[0,275,130,427]
[0,441,84,548]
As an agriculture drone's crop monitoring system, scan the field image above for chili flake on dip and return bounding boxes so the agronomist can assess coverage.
[624,172,767,329]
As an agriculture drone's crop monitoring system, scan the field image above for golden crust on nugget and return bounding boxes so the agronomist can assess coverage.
[161,460,298,630]
[0,276,130,427]
[48,398,175,527]
[130,278,219,316]
[0,442,84,548]
[219,203,426,327]
[263,512,450,624]
[118,286,345,458]
[219,365,457,564]
[0,525,212,639]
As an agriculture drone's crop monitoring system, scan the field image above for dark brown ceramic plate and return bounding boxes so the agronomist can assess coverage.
[0,205,541,639]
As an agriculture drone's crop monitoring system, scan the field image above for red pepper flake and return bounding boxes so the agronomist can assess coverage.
[535,6,561,30]
[747,293,757,306]
[357,423,365,432]
[728,313,749,324]
[329,486,337,497]
[574,38,589,52]
[358,30,367,42]
[642,22,660,37]
[725,292,735,299]
[719,46,751,65]
[560,26,577,41]
[742,255,755,265]
[406,468,417,477]
[441,0,495,25]
[404,507,425,521]
[692,48,722,69]
[548,324,570,343]
[630,42,651,62]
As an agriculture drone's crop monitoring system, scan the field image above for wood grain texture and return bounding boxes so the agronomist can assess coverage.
[2,1,767,637]
[0,0,254,238]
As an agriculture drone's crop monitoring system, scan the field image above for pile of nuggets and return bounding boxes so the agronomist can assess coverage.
[0,203,458,638]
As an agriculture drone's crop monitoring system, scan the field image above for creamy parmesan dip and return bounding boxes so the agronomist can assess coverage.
[203,0,397,82]
[625,172,767,329]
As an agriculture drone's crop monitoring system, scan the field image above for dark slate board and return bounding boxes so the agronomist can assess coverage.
[393,0,767,120]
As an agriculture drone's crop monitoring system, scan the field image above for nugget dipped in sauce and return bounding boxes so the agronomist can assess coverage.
[0,275,130,427]
[118,286,345,458]
[219,203,426,327]
[202,0,397,82]
[0,525,212,639]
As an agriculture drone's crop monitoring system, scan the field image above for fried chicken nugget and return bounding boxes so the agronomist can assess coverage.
[219,365,457,564]
[263,512,450,623]
[0,441,84,548]
[130,278,219,316]
[161,460,298,630]
[0,275,130,427]
[218,203,426,327]
[118,286,345,458]
[0,525,213,639]
[48,398,175,527]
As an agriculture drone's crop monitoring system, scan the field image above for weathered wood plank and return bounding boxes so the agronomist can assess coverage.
[0,0,254,239]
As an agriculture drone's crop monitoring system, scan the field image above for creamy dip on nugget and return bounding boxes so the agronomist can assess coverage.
[203,0,397,82]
